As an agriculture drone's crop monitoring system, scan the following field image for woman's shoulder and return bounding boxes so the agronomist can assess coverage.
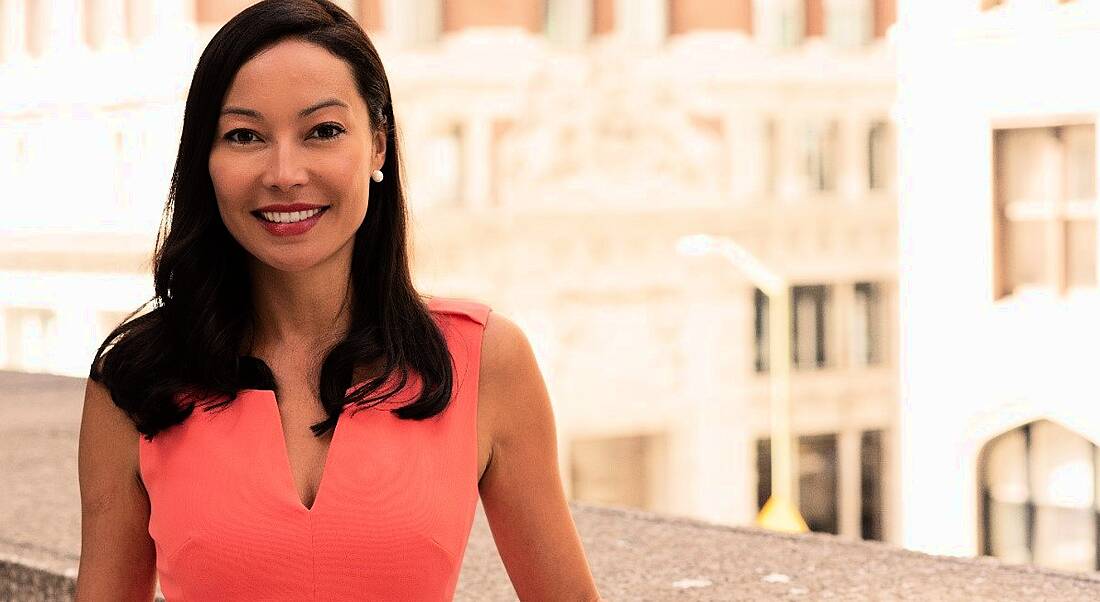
[425,295,492,327]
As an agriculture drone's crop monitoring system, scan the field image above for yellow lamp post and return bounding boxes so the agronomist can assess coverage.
[675,234,808,534]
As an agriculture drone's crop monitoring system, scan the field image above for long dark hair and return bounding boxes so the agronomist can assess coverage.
[89,0,453,440]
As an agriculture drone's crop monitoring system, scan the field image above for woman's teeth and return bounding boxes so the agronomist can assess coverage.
[258,207,325,223]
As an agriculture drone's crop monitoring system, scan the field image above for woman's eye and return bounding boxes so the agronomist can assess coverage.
[224,129,257,145]
[222,124,345,145]
[312,123,346,140]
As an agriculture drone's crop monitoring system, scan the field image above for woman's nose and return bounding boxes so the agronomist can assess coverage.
[262,142,309,191]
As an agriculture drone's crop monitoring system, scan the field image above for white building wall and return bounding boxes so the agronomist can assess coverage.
[896,0,1100,557]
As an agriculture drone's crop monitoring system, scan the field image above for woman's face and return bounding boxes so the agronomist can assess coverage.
[209,38,385,274]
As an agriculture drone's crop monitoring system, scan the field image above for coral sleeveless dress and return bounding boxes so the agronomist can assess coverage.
[138,296,492,601]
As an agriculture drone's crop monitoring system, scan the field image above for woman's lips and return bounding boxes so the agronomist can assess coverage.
[253,207,329,237]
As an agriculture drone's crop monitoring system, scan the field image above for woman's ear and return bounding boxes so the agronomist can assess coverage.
[373,129,387,171]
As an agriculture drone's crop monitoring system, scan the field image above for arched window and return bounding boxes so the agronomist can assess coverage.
[979,420,1100,571]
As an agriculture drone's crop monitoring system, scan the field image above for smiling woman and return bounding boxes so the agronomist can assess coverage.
[208,38,382,272]
[74,1,601,601]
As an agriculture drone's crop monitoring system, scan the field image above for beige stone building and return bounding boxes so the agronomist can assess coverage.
[0,0,899,545]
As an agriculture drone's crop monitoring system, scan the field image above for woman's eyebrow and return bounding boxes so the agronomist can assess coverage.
[220,97,349,120]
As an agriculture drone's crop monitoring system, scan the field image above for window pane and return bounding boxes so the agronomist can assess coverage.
[804,122,839,192]
[765,119,779,196]
[1029,421,1094,508]
[826,0,872,48]
[1066,218,1097,288]
[997,128,1062,205]
[1063,124,1096,202]
[869,121,894,191]
[1033,504,1097,572]
[757,438,772,510]
[756,0,805,48]
[984,428,1028,504]
[793,287,817,368]
[792,285,829,369]
[761,434,842,535]
[546,0,591,47]
[860,430,884,541]
[988,500,1030,564]
[799,434,839,534]
[852,282,883,366]
[754,288,770,373]
[1006,219,1047,288]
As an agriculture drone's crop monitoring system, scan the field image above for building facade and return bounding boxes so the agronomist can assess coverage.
[896,0,1100,572]
[0,0,899,544]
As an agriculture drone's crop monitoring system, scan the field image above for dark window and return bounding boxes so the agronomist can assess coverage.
[868,121,894,191]
[753,288,770,373]
[792,285,829,369]
[757,434,840,535]
[853,282,883,366]
[757,437,772,510]
[861,430,885,541]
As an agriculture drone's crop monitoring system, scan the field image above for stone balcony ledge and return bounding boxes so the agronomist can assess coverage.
[5,503,1100,601]
[3,371,1100,600]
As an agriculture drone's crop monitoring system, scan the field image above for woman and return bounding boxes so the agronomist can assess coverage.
[75,1,601,599]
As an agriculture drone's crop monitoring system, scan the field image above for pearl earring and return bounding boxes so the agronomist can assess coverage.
[371,169,384,183]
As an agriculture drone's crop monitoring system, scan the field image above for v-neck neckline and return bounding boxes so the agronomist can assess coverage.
[244,383,365,514]
[238,297,441,514]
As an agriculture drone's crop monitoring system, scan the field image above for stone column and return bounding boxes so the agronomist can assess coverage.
[680,283,746,525]
[830,281,853,370]
[614,0,667,46]
[839,428,862,539]
[462,116,492,211]
[26,0,84,58]
[384,0,441,46]
[725,111,769,204]
[840,115,869,203]
[83,0,128,52]
[546,0,593,47]
[777,118,806,203]
[54,304,98,376]
[0,0,27,63]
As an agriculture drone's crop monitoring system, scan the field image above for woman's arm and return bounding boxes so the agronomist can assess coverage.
[75,377,157,601]
[477,312,602,601]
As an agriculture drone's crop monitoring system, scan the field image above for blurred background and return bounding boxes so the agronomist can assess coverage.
[2,0,1099,578]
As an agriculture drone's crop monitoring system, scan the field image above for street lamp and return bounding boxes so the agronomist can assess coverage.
[675,234,808,534]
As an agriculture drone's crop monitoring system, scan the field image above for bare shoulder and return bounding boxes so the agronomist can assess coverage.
[477,310,546,450]
[79,378,143,488]
[479,310,544,413]
[480,310,530,380]
[76,378,157,599]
